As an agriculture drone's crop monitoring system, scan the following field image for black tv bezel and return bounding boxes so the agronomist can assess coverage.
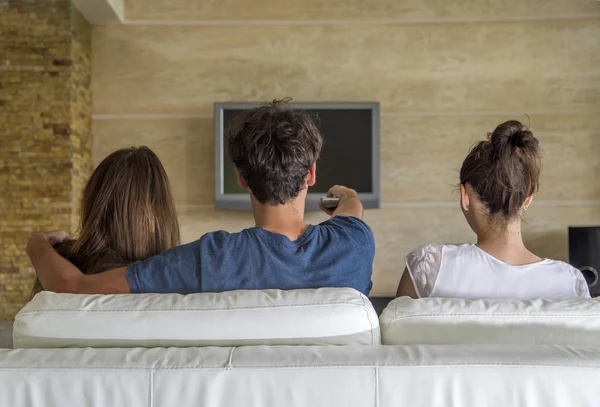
[214,102,381,211]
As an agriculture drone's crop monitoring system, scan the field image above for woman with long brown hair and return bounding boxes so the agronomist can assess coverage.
[32,146,180,295]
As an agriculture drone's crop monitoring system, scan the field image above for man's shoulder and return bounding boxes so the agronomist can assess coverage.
[315,216,375,251]
[318,215,372,230]
[199,228,258,246]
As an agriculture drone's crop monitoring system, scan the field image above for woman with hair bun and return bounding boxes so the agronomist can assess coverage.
[396,120,590,300]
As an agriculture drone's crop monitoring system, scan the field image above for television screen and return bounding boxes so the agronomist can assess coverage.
[214,102,380,211]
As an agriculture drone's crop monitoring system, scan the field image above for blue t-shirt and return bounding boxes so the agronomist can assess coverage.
[126,216,374,295]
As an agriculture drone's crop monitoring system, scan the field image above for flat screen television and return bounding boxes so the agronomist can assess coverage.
[214,102,380,211]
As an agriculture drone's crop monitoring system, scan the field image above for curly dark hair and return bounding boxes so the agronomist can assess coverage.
[226,99,323,205]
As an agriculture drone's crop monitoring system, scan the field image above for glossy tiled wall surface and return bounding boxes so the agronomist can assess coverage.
[92,20,599,115]
[93,0,600,296]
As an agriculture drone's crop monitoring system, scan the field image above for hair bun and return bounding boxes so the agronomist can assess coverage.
[489,120,539,154]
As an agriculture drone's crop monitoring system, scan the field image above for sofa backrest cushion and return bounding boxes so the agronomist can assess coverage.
[380,296,600,345]
[13,288,380,348]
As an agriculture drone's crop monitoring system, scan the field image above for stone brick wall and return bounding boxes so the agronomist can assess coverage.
[68,7,92,228]
[0,0,92,320]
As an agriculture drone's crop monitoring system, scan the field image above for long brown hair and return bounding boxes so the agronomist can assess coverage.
[32,146,180,295]
[459,120,541,222]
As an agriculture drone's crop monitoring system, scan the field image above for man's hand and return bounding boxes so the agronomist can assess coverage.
[29,230,69,248]
[26,231,78,293]
[318,185,364,219]
[26,231,130,294]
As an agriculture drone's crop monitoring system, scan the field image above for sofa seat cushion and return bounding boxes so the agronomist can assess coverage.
[13,288,380,348]
[380,296,600,345]
[1,345,599,407]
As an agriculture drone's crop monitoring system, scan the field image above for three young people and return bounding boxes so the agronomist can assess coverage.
[27,101,589,300]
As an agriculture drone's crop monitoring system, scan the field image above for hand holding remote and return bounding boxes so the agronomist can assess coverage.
[318,185,363,219]
[320,197,340,210]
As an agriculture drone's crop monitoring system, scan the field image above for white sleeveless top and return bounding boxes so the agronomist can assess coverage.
[405,244,590,300]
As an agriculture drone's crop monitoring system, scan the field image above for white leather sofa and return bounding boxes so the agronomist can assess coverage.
[2,288,600,407]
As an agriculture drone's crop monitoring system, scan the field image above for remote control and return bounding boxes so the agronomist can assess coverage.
[321,197,340,209]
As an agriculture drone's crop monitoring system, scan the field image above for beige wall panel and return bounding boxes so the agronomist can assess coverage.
[381,114,600,202]
[365,206,473,295]
[124,0,600,21]
[91,113,600,207]
[177,205,600,296]
[92,119,214,205]
[521,205,600,261]
[536,116,600,202]
[92,20,600,115]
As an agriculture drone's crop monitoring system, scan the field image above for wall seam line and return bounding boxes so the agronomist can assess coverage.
[98,13,600,27]
[92,110,600,120]
[174,201,600,211]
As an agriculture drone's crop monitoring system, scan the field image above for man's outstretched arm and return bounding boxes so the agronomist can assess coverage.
[318,185,364,219]
[27,231,130,294]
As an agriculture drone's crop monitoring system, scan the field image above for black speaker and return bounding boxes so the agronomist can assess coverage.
[569,226,600,297]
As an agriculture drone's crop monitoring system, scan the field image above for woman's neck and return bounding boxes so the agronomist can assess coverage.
[476,220,541,265]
